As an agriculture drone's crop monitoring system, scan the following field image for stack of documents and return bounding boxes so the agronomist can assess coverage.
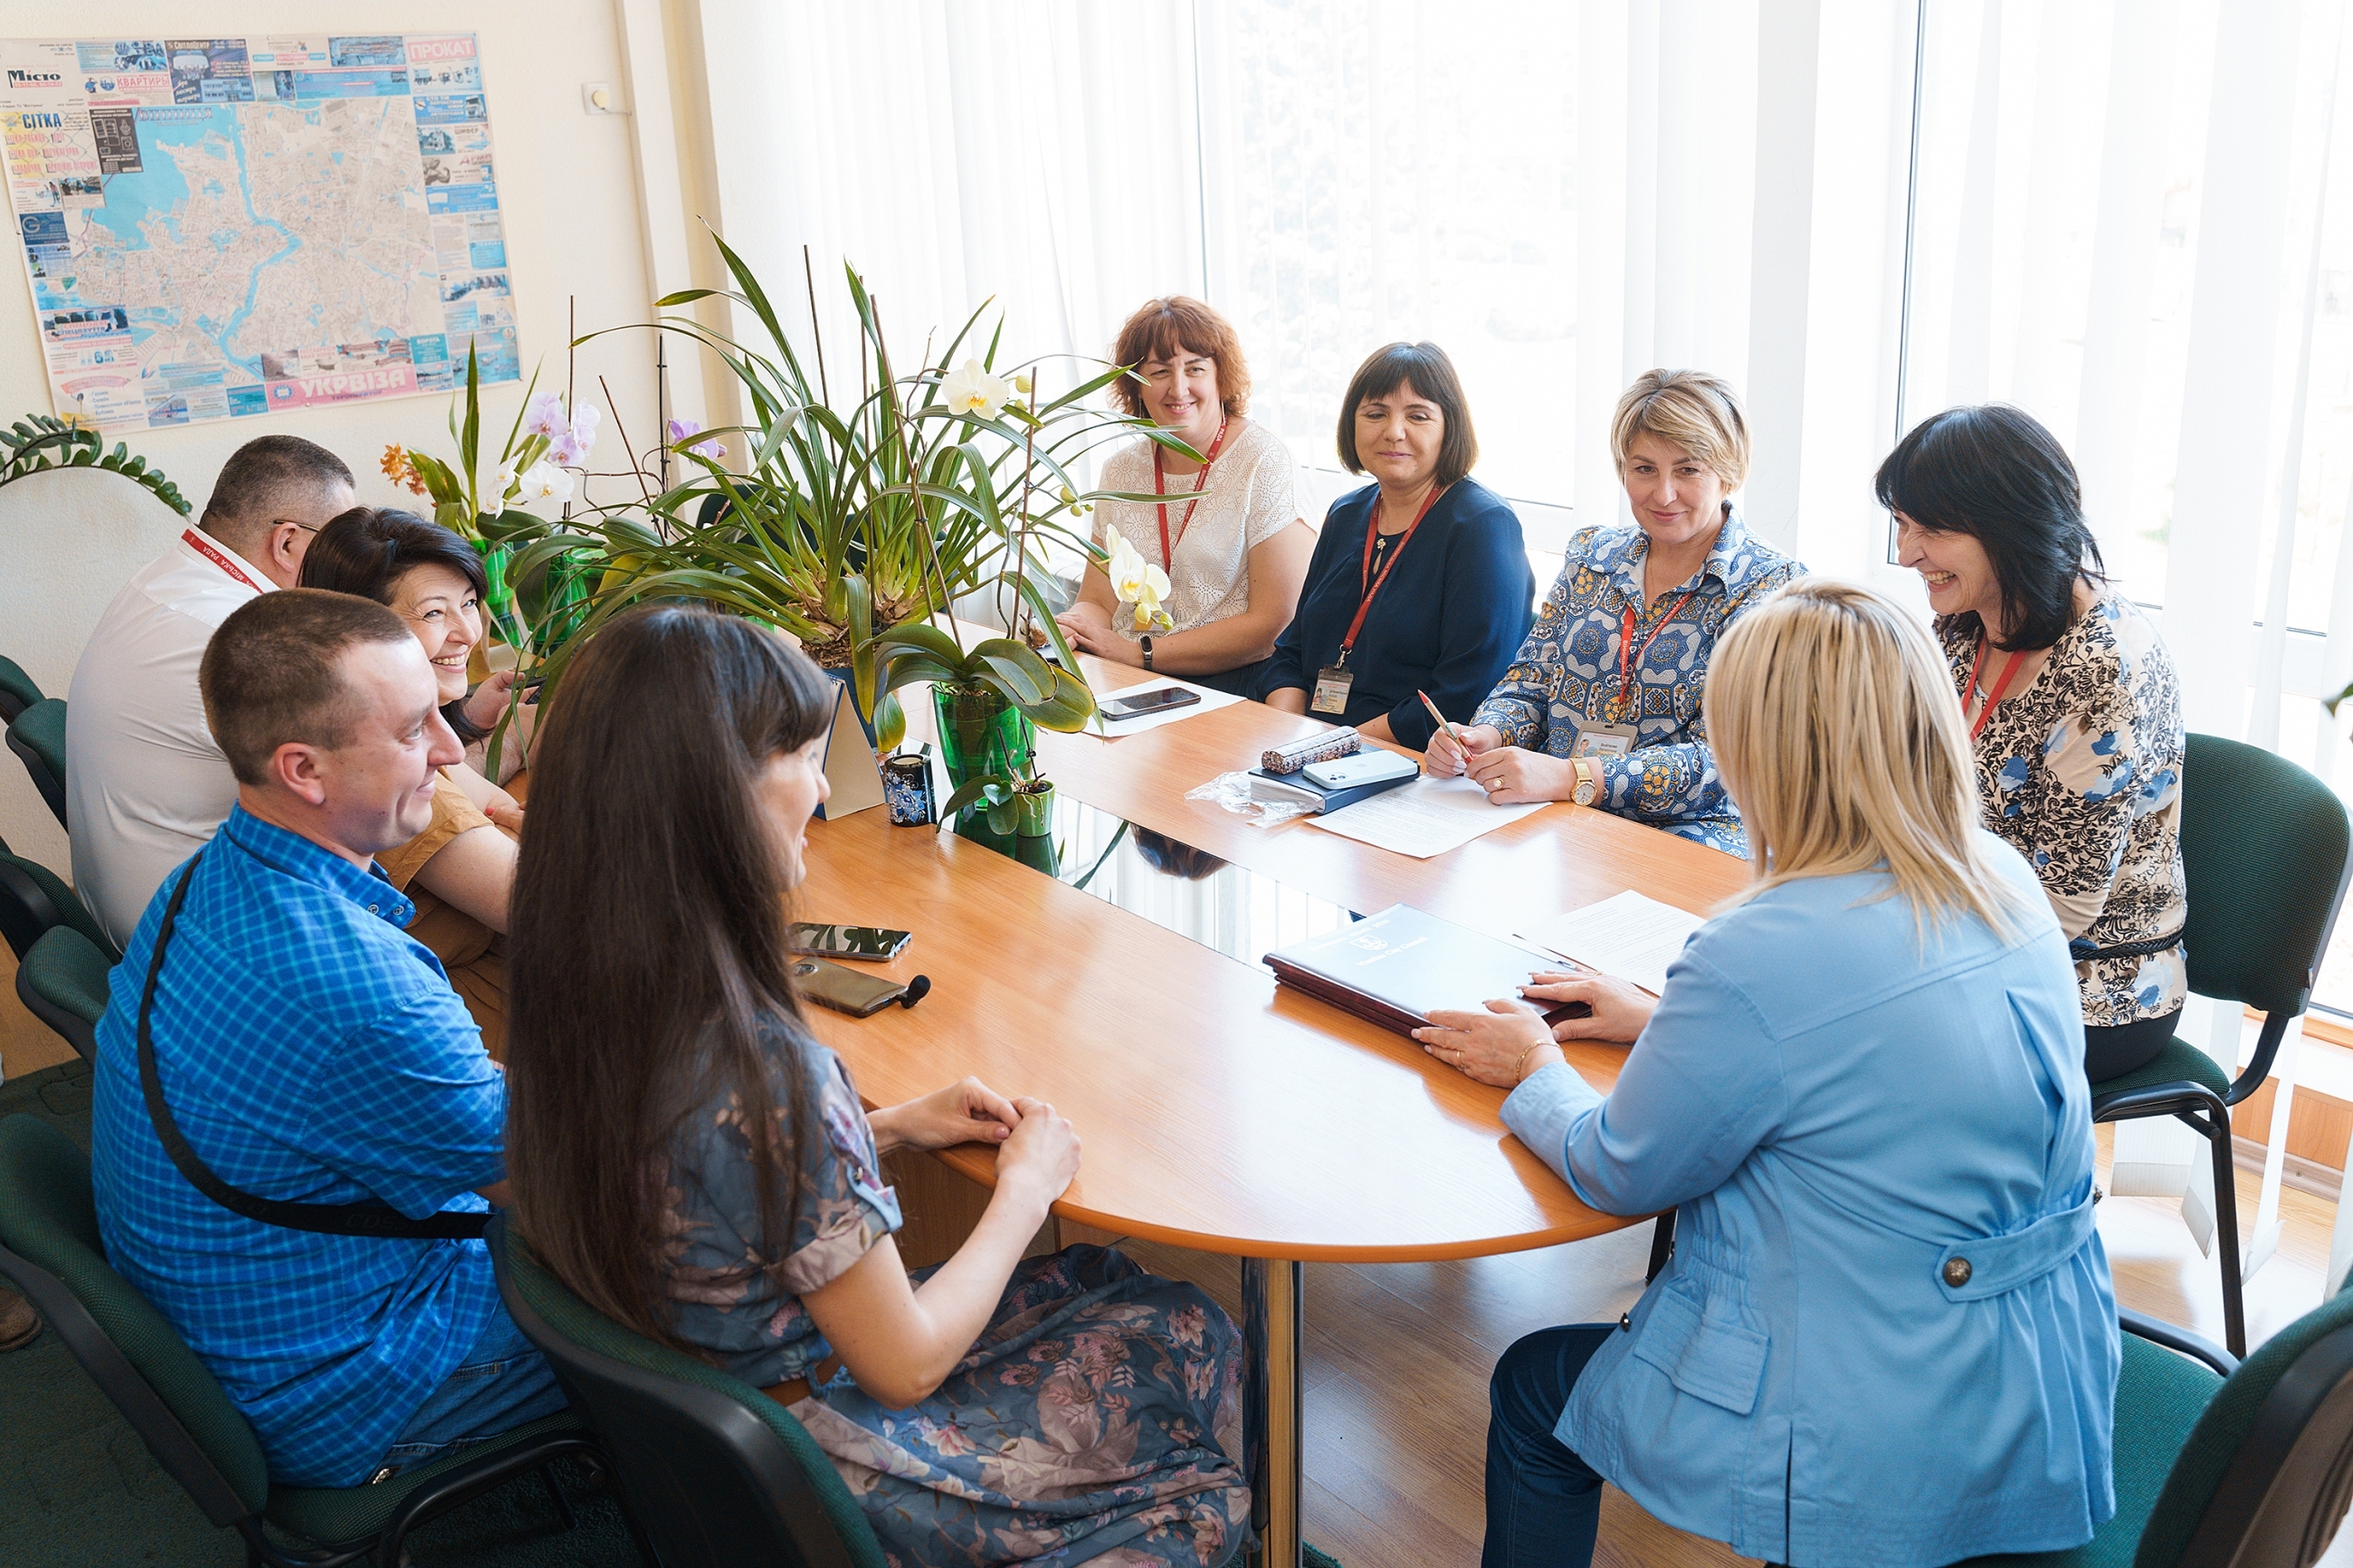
[1304,774,1545,858]
[1516,890,1707,996]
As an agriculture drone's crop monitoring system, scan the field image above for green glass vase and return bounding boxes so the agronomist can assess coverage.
[933,684,1034,792]
[1011,782,1058,877]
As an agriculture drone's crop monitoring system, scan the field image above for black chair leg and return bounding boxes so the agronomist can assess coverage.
[539,1463,576,1533]
[2196,1104,2245,1358]
[1646,1211,1676,1283]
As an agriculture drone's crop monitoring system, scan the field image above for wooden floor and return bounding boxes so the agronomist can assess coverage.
[6,940,2349,1566]
[1107,1129,2351,1568]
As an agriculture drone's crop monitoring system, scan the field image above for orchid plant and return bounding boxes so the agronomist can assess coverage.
[538,240,1196,752]
[383,345,600,542]
[1104,531,1173,633]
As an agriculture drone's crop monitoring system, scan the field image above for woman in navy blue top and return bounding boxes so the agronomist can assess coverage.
[1261,342,1534,748]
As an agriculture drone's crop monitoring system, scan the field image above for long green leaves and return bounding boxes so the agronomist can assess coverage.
[507,247,1175,740]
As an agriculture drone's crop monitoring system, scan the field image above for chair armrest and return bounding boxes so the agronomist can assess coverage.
[2121,1307,2239,1377]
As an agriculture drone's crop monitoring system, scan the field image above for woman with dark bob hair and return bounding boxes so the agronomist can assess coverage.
[503,603,1252,1566]
[1259,341,1534,744]
[300,507,527,1052]
[1886,404,2186,1079]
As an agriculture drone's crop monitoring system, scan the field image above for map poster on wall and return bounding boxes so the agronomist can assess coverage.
[0,33,518,432]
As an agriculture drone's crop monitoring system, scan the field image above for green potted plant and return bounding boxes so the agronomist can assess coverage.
[0,413,189,515]
[386,347,616,768]
[542,239,1188,855]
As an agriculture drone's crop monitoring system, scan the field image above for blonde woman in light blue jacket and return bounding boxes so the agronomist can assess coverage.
[1415,578,2119,1568]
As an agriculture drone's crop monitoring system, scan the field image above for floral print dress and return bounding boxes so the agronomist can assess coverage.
[1472,507,1801,855]
[657,1013,1253,1567]
[1943,590,2187,1028]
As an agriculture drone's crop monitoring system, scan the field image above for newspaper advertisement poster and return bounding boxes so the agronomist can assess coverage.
[0,32,516,432]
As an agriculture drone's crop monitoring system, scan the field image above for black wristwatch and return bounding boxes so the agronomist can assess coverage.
[1139,635,1155,670]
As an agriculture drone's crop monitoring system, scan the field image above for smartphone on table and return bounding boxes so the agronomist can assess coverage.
[787,923,914,962]
[1098,686,1202,721]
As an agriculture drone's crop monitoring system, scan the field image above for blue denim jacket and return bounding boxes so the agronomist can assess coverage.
[1502,836,2118,1566]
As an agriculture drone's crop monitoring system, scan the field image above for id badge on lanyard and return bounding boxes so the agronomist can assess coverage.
[1314,486,1448,719]
[1570,723,1638,759]
[1310,662,1354,716]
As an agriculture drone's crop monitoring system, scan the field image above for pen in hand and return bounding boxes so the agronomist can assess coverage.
[1417,689,1470,772]
[1416,689,1464,743]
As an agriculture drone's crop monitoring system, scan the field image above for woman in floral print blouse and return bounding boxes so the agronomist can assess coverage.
[1887,404,2186,1081]
[505,605,1252,1568]
[1427,370,1801,856]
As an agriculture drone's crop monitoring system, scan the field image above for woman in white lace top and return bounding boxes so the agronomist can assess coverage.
[1055,297,1313,696]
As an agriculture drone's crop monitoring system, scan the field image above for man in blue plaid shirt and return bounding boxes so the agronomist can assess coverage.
[90,589,567,1487]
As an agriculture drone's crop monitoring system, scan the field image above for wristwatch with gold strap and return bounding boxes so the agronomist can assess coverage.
[1572,757,1599,806]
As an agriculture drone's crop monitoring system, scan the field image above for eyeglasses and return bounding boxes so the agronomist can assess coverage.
[272,518,323,535]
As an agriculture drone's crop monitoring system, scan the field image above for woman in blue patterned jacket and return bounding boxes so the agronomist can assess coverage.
[1426,370,1800,855]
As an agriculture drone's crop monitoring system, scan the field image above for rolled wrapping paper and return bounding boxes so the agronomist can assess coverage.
[1261,730,1361,774]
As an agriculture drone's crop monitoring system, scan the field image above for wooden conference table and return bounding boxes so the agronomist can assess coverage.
[780,655,1751,1568]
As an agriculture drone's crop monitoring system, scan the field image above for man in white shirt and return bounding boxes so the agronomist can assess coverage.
[67,435,356,947]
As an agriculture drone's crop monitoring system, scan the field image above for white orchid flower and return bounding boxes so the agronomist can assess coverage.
[1105,533,1174,630]
[518,461,575,505]
[486,460,520,517]
[940,357,1012,420]
[522,390,567,440]
[566,401,602,456]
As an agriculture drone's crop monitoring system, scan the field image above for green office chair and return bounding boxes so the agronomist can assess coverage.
[15,927,112,1062]
[1955,1284,2353,1567]
[0,655,42,725]
[2091,734,2353,1358]
[489,1214,889,1568]
[8,696,67,830]
[0,839,108,962]
[0,1115,600,1568]
[0,841,119,1063]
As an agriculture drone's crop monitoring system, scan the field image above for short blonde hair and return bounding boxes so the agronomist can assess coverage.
[1611,369,1751,490]
[1705,578,2029,937]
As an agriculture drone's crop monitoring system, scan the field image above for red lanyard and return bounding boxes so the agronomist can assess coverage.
[1338,484,1447,663]
[1152,418,1229,571]
[1612,593,1695,722]
[1964,635,2028,740]
[182,528,264,593]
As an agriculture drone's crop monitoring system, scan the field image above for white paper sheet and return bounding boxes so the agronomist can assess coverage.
[1074,677,1247,736]
[1516,889,1707,995]
[1303,773,1545,858]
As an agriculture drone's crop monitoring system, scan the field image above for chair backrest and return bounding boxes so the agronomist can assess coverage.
[0,848,80,961]
[2136,1275,2353,1567]
[488,1217,885,1568]
[0,1115,270,1525]
[0,655,41,724]
[0,844,115,962]
[8,696,68,830]
[2178,732,2353,1018]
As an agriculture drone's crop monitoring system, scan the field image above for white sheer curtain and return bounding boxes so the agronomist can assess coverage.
[695,0,2353,1291]
[1891,0,2353,1290]
[697,1,1204,406]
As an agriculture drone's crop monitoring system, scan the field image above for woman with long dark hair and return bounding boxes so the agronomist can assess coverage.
[300,507,522,1052]
[1886,404,2186,1080]
[503,603,1251,1566]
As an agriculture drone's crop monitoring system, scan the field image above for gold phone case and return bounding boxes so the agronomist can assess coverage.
[791,956,907,1017]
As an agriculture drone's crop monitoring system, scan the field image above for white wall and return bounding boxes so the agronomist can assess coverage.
[0,2,664,873]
